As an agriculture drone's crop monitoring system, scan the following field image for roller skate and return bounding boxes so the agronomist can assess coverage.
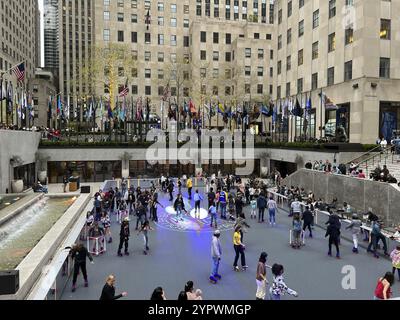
[209,276,218,284]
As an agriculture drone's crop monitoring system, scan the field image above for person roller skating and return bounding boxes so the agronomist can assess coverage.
[210,230,222,284]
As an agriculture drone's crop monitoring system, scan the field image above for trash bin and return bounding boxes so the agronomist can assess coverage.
[69,176,80,192]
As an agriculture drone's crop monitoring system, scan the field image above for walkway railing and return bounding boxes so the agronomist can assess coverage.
[267,188,399,253]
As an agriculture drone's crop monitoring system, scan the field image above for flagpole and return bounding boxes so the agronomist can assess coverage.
[320,88,323,140]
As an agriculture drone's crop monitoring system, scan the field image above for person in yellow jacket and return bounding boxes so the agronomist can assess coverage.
[187,177,193,200]
[233,226,248,271]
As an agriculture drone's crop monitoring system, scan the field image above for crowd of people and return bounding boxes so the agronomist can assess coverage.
[67,172,400,300]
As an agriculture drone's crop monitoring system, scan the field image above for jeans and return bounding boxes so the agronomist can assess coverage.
[211,257,220,277]
[143,234,149,250]
[176,208,183,220]
[136,214,146,229]
[195,200,201,213]
[220,203,227,219]
[368,233,388,254]
[233,245,246,267]
[188,187,193,199]
[258,208,265,222]
[269,208,276,224]
[352,234,359,249]
[210,213,218,227]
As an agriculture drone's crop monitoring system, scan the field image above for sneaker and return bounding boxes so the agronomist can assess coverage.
[209,276,217,284]
[84,281,89,288]
[215,274,222,280]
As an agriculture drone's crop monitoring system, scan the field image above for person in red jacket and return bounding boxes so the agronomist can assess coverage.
[374,272,394,300]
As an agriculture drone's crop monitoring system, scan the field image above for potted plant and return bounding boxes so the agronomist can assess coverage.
[10,155,24,193]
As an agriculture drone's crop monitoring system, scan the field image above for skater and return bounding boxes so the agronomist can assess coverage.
[99,275,127,300]
[168,180,174,201]
[209,203,218,228]
[193,190,203,219]
[346,213,362,253]
[390,246,400,281]
[290,197,302,218]
[325,217,341,258]
[135,202,147,230]
[234,214,250,243]
[367,220,389,258]
[187,177,193,200]
[256,252,269,300]
[207,187,216,209]
[233,226,248,271]
[267,195,277,226]
[291,213,302,249]
[89,222,105,254]
[101,212,112,243]
[69,243,94,292]
[257,192,267,223]
[63,175,69,193]
[227,193,236,220]
[177,178,182,194]
[138,220,154,255]
[126,189,135,215]
[218,188,228,219]
[149,192,163,222]
[374,272,394,300]
[270,264,298,300]
[301,206,314,238]
[234,193,244,218]
[117,217,130,257]
[210,230,222,283]
[118,200,128,224]
[250,196,257,219]
[174,194,187,222]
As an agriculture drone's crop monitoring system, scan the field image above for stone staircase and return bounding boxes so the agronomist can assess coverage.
[349,148,400,182]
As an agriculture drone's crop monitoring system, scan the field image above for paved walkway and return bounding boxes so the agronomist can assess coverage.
[61,188,399,300]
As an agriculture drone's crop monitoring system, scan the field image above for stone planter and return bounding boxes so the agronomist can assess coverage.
[38,171,47,184]
[11,180,24,193]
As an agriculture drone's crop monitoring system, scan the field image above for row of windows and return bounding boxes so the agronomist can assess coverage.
[276,57,391,98]
[105,83,267,97]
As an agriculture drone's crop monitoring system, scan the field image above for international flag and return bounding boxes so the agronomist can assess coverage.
[107,99,113,119]
[12,62,25,83]
[189,99,196,115]
[6,82,13,114]
[0,77,4,101]
[305,94,312,120]
[319,91,338,110]
[292,98,303,117]
[261,105,269,116]
[217,103,225,115]
[119,81,129,98]
[136,97,143,121]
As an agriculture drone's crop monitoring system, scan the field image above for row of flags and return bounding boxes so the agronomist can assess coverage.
[47,94,153,123]
[0,78,35,120]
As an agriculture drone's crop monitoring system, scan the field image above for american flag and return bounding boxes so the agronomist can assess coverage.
[12,62,25,83]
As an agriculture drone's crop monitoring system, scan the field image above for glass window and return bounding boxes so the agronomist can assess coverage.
[298,20,304,37]
[311,73,318,90]
[158,52,164,62]
[258,49,264,59]
[380,58,390,78]
[312,41,318,59]
[328,33,336,52]
[286,55,291,71]
[245,48,251,58]
[158,16,164,26]
[298,49,303,66]
[171,4,177,13]
[287,28,292,44]
[213,51,219,61]
[313,10,319,29]
[329,0,336,18]
[104,11,110,20]
[380,19,391,40]
[344,60,353,81]
[345,27,354,45]
[327,67,335,86]
[170,18,177,27]
[297,78,303,94]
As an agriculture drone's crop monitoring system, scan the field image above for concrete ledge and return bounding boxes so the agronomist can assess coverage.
[0,194,44,227]
[0,193,92,300]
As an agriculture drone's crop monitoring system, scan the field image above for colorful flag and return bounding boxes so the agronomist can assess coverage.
[119,80,129,98]
[217,103,225,115]
[12,62,25,83]
[189,99,196,115]
[319,91,338,110]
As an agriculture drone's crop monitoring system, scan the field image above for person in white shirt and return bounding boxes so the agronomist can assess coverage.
[290,198,302,217]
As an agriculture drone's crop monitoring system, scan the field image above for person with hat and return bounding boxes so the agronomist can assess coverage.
[346,213,362,253]
[210,230,222,284]
[117,217,130,257]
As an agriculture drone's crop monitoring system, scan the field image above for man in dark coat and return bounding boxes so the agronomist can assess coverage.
[302,206,314,238]
[100,275,127,300]
[118,218,130,257]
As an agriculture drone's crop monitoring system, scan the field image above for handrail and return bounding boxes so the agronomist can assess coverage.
[345,145,383,166]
